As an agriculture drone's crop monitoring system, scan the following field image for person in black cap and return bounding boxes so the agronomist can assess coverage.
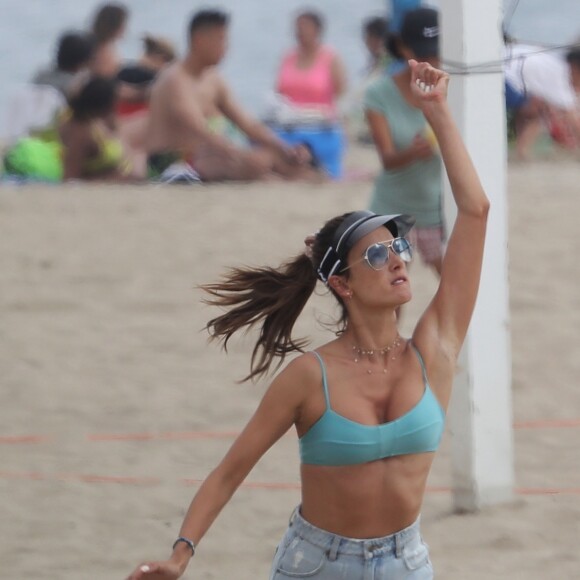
[127,60,489,580]
[365,7,445,275]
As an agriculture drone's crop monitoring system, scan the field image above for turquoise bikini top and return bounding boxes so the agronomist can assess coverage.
[299,345,445,466]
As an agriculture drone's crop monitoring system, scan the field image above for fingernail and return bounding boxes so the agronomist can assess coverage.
[140,565,150,573]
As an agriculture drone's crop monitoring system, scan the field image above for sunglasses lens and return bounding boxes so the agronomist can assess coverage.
[392,238,413,262]
[366,243,389,270]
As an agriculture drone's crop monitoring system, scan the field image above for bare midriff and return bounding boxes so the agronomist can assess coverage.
[299,452,434,538]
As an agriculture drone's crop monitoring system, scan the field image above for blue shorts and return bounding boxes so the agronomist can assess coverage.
[270,507,433,579]
[505,80,528,110]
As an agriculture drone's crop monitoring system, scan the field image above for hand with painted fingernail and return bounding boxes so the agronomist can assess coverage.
[408,59,449,109]
[125,560,183,580]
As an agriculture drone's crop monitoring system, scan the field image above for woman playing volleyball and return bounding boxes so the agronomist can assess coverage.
[127,59,489,580]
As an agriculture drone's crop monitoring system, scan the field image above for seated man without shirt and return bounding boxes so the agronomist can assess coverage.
[147,10,316,182]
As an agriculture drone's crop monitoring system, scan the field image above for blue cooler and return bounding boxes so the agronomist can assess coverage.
[272,124,344,179]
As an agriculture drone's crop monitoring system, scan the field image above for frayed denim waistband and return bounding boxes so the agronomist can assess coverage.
[288,507,421,561]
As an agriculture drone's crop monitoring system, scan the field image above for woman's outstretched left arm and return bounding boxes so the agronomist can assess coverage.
[411,60,490,365]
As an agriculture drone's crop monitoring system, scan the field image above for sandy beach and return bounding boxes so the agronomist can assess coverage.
[1,147,579,579]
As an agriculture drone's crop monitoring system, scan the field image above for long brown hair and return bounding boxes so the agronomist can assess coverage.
[202,213,352,382]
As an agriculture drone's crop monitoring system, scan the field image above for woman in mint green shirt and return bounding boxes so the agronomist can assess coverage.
[365,8,444,273]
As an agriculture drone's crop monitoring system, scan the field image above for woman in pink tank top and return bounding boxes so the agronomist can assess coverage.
[276,11,347,118]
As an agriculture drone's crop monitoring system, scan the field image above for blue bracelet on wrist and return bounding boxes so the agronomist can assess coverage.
[173,536,196,556]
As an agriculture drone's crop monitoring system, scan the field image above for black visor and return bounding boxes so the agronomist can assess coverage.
[317,211,415,283]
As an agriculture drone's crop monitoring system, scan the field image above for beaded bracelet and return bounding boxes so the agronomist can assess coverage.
[172,536,196,556]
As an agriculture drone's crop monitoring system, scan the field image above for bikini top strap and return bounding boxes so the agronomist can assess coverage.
[311,351,331,409]
[410,342,429,387]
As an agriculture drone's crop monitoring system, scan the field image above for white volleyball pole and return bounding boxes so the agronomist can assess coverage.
[440,0,515,511]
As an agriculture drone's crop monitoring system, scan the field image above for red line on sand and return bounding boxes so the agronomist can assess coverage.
[0,435,53,444]
[88,419,580,442]
[182,478,303,491]
[513,418,580,429]
[88,430,240,442]
[1,471,579,496]
[516,487,580,496]
[0,471,161,485]
[2,418,580,447]
[86,419,580,443]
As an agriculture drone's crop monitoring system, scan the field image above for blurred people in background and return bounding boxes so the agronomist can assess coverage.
[365,8,444,274]
[32,31,95,97]
[567,46,580,95]
[345,16,391,144]
[268,10,347,178]
[3,76,140,183]
[117,35,177,117]
[58,76,138,181]
[386,0,422,75]
[276,10,347,120]
[363,16,390,77]
[146,9,315,183]
[504,39,580,158]
[90,3,129,77]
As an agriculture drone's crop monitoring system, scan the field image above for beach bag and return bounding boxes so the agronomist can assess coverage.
[3,137,63,182]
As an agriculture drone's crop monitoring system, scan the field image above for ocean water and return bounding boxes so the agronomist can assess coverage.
[0,0,578,116]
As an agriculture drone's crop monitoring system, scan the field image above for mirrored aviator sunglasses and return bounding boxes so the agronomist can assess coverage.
[345,237,413,272]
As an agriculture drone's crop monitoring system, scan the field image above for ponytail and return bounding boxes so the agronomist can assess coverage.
[201,212,352,382]
[385,33,404,60]
[201,253,317,382]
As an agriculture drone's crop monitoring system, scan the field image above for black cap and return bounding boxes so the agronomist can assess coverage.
[401,7,439,59]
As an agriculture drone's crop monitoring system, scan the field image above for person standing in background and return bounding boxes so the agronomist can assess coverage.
[363,17,391,78]
[276,10,347,120]
[90,3,129,78]
[365,8,444,274]
[345,17,391,145]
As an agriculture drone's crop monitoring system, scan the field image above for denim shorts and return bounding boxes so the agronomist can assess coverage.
[269,507,433,579]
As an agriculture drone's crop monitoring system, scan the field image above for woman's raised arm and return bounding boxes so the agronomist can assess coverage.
[410,60,490,362]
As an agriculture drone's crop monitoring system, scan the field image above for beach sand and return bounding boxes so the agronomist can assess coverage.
[1,148,579,579]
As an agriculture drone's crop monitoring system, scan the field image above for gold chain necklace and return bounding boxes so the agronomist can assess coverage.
[352,335,402,374]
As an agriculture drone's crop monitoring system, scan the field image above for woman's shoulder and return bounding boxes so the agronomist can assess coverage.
[273,350,326,393]
[281,350,324,380]
[263,351,325,409]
